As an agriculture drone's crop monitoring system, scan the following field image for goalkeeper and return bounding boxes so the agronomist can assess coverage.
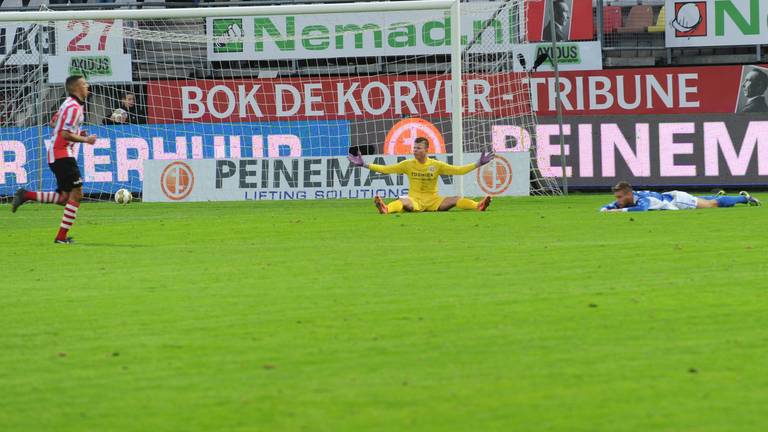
[347,137,495,214]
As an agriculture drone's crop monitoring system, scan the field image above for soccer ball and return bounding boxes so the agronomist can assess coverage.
[114,188,132,205]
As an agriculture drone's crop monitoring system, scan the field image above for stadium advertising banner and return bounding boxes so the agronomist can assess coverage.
[0,23,54,65]
[527,64,768,116]
[205,1,601,71]
[147,65,767,124]
[529,64,768,186]
[666,0,768,47]
[0,20,132,81]
[48,20,133,84]
[529,115,768,187]
[142,152,530,202]
[146,75,532,123]
[513,41,602,72]
[0,121,350,196]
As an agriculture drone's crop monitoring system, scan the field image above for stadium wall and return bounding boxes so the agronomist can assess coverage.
[2,64,766,194]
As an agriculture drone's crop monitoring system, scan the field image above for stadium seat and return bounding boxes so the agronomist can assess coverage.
[602,6,623,34]
[617,5,654,33]
[647,6,666,33]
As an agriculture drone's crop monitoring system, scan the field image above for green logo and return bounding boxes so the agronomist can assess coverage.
[69,56,112,77]
[213,19,244,53]
[249,12,508,53]
[715,0,761,36]
[535,44,581,65]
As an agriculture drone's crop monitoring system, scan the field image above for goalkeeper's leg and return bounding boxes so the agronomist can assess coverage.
[373,195,411,214]
[440,196,492,211]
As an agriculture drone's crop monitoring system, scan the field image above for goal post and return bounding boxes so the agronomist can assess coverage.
[0,0,562,202]
[449,0,464,195]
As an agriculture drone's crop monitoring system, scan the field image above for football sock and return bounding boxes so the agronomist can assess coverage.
[22,191,64,205]
[56,201,80,241]
[715,196,747,207]
[456,198,479,210]
[387,200,404,214]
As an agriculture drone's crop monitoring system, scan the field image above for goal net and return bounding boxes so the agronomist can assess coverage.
[0,1,562,202]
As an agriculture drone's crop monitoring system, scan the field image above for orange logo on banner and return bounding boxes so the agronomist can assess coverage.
[161,161,195,201]
[477,157,513,195]
[384,118,445,155]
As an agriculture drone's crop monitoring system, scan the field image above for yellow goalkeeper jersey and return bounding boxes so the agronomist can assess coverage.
[368,158,476,198]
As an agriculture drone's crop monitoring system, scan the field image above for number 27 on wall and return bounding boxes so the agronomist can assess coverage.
[66,19,115,52]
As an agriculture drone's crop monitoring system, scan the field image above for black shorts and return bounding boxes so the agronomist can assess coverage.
[49,157,83,193]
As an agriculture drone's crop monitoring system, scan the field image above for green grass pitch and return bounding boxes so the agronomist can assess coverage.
[1,195,766,431]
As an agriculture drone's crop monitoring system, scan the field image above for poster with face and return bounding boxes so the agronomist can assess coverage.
[527,0,593,42]
[736,66,768,113]
[543,0,571,42]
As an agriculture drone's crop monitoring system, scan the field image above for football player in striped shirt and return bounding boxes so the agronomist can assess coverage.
[11,75,97,244]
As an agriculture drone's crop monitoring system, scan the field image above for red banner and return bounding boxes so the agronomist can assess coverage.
[528,65,767,116]
[146,65,768,123]
[146,75,532,123]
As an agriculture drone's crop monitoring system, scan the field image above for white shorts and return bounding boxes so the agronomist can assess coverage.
[667,191,698,210]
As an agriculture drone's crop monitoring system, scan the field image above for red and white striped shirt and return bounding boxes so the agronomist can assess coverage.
[48,96,84,163]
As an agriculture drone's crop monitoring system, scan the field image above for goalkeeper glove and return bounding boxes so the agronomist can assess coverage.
[347,153,365,167]
[477,150,495,166]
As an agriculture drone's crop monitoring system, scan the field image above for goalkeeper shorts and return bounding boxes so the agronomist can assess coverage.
[404,195,444,212]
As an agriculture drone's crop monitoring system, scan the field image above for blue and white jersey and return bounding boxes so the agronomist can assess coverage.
[601,190,680,212]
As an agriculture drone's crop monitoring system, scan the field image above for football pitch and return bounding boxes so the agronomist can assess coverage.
[1,195,766,431]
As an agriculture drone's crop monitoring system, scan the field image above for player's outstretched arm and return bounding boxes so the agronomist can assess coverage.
[438,150,495,175]
[600,202,621,212]
[601,198,650,212]
[347,154,407,174]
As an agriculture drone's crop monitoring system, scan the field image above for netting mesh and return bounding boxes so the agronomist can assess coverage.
[0,1,562,200]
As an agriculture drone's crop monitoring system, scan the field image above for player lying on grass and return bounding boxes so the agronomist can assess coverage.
[347,137,494,214]
[11,75,98,244]
[600,181,760,212]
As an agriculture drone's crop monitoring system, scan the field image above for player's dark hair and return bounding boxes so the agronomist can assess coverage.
[65,75,84,94]
[414,137,429,149]
[750,69,768,94]
[122,91,135,100]
[612,181,633,193]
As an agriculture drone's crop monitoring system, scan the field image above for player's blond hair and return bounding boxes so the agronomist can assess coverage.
[612,181,633,193]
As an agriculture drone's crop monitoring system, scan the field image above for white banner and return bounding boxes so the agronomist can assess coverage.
[143,152,530,202]
[206,2,600,71]
[48,19,133,83]
[208,3,504,60]
[0,23,54,65]
[665,0,768,47]
[512,41,602,72]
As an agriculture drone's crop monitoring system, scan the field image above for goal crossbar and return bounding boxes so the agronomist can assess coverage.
[0,0,456,22]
